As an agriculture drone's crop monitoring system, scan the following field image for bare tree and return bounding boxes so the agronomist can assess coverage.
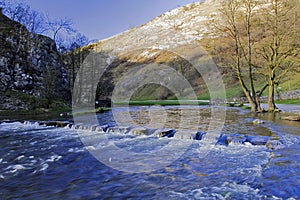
[46,16,75,45]
[0,0,46,34]
[212,0,264,112]
[0,0,29,22]
[256,0,300,112]
[25,10,46,34]
[210,0,299,112]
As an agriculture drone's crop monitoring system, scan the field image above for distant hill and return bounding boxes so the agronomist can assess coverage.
[71,0,227,103]
[70,0,299,103]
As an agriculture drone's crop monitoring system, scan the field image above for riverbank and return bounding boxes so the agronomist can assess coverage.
[0,108,72,121]
[243,103,300,115]
[262,103,300,115]
[0,106,113,121]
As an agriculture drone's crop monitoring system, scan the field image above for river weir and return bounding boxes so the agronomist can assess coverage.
[1,105,300,199]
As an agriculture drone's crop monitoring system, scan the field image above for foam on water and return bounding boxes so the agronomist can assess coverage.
[4,164,27,174]
[39,163,49,172]
[1,152,64,176]
[1,106,300,199]
[68,147,85,153]
[188,182,262,199]
[46,154,62,163]
[16,155,25,160]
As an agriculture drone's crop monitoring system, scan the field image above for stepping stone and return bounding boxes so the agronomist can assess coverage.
[155,129,176,138]
[193,131,207,141]
[246,135,269,145]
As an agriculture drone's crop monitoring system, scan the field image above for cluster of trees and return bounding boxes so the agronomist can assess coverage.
[0,0,92,52]
[209,0,300,112]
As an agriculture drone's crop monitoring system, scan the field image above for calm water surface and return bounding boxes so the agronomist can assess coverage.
[0,106,299,199]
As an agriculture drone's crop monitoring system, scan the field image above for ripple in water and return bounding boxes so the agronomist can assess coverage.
[0,106,299,199]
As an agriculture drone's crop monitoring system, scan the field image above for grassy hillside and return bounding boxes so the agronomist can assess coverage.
[65,0,299,103]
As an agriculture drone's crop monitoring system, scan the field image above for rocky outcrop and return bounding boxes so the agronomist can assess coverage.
[0,10,70,110]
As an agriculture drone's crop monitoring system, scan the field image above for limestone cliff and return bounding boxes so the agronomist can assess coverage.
[0,9,70,110]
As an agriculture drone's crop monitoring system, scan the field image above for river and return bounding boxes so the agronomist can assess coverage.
[0,105,299,199]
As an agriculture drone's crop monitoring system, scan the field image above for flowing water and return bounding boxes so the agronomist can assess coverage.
[0,106,300,199]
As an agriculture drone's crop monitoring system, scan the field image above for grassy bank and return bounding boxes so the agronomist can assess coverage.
[275,99,300,105]
[0,106,113,121]
[0,107,72,121]
[72,107,111,116]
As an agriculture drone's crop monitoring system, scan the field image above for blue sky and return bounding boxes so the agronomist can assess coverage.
[26,0,199,41]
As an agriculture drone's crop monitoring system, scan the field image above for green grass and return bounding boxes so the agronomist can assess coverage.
[196,84,243,100]
[275,99,300,105]
[197,93,211,100]
[225,86,243,99]
[277,73,300,92]
[241,105,251,110]
[0,107,72,121]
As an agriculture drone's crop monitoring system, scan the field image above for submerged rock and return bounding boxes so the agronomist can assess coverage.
[281,115,300,121]
[266,140,283,150]
[215,134,247,146]
[106,126,131,134]
[174,130,194,140]
[89,125,100,132]
[215,134,271,146]
[67,123,73,129]
[94,126,105,132]
[129,127,154,136]
[74,124,83,130]
[227,134,247,145]
[100,124,110,132]
[253,119,264,124]
[43,121,69,128]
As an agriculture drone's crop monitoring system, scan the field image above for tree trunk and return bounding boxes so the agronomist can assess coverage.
[256,83,268,113]
[247,93,257,112]
[268,80,276,112]
[239,78,257,112]
[255,96,263,112]
[247,96,257,112]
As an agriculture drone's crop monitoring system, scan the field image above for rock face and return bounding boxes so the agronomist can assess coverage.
[0,11,70,110]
